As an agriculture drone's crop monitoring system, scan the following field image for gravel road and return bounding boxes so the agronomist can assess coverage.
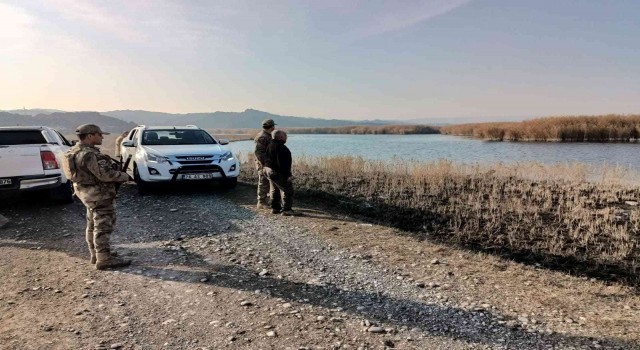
[0,183,638,349]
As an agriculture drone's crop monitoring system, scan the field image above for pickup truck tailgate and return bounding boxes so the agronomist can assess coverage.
[0,145,45,177]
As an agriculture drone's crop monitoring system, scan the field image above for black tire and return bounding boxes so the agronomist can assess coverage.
[133,164,152,195]
[222,177,238,189]
[50,181,74,204]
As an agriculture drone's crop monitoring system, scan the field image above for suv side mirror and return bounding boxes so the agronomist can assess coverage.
[122,140,135,147]
[218,138,230,145]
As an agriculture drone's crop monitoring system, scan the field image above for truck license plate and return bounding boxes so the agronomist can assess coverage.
[0,178,12,185]
[182,173,214,180]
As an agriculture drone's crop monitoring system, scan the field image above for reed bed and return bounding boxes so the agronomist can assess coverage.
[440,114,640,142]
[211,133,253,142]
[238,154,640,285]
[286,124,439,135]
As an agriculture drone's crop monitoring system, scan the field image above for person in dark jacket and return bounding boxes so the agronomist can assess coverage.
[264,130,296,215]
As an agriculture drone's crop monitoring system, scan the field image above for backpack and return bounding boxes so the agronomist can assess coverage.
[62,149,81,182]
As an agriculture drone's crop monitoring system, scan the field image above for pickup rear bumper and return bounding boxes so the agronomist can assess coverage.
[0,174,63,192]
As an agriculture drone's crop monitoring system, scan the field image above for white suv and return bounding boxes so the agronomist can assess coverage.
[119,125,240,193]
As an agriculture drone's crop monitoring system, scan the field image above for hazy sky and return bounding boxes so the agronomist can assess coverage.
[1,0,639,120]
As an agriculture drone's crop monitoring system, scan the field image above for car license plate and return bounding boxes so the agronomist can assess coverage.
[182,173,214,180]
[0,178,12,185]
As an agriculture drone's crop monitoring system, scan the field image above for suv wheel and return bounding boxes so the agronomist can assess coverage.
[222,177,238,189]
[133,164,152,195]
[50,181,74,204]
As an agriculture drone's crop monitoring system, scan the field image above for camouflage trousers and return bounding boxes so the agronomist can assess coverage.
[83,198,117,254]
[257,170,272,204]
[269,174,294,211]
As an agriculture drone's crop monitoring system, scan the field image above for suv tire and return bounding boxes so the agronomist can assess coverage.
[133,164,152,195]
[222,177,238,189]
[50,182,74,204]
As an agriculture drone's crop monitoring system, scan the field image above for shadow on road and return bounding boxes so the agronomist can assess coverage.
[120,245,633,350]
[1,183,636,349]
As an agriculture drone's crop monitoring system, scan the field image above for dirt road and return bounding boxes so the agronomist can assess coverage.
[1,184,638,349]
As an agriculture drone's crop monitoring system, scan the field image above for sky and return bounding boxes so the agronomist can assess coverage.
[1,0,639,121]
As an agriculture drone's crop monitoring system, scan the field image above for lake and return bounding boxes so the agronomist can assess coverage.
[228,134,639,169]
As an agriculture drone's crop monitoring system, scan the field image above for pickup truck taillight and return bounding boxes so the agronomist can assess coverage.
[41,150,59,170]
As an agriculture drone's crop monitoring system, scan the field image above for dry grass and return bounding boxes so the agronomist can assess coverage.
[206,128,256,141]
[209,133,253,142]
[286,125,439,135]
[238,154,640,285]
[441,114,640,142]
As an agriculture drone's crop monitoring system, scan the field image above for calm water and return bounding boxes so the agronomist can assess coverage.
[228,134,639,169]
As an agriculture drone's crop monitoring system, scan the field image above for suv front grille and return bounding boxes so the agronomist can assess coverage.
[174,155,216,166]
[177,160,214,165]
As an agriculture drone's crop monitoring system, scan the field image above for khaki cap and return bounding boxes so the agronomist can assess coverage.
[261,119,276,127]
[75,124,110,135]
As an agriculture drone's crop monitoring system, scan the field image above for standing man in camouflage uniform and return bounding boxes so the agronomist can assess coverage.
[254,119,276,209]
[114,131,129,160]
[64,124,133,270]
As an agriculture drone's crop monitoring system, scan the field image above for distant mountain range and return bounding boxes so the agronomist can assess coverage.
[0,108,533,130]
[4,108,65,116]
[1,108,457,131]
[0,112,136,134]
[101,109,391,128]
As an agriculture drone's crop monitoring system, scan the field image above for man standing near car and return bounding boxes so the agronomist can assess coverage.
[114,130,129,160]
[64,124,133,270]
[264,130,296,216]
[254,119,276,209]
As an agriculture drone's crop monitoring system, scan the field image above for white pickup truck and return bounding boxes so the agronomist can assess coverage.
[0,126,75,203]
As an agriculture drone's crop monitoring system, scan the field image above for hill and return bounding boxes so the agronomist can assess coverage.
[0,112,136,134]
[103,109,390,128]
[1,108,65,116]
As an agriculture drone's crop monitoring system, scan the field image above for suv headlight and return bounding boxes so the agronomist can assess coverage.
[146,152,169,163]
[220,151,234,161]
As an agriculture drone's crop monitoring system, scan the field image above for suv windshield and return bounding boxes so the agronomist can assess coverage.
[141,129,217,145]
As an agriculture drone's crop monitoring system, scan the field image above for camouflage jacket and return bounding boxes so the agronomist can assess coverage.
[254,130,272,167]
[67,144,130,203]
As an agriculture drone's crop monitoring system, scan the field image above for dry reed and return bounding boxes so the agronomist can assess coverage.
[238,154,640,284]
[286,125,439,135]
[440,115,640,142]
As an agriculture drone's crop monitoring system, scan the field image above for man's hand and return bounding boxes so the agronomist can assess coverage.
[263,167,274,177]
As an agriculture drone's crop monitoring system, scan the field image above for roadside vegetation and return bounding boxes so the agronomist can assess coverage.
[239,155,640,286]
[285,125,439,135]
[440,114,640,142]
